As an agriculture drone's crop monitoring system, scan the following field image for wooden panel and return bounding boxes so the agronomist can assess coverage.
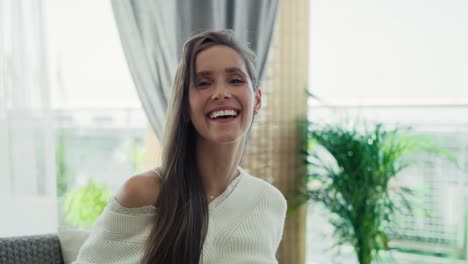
[242,0,309,263]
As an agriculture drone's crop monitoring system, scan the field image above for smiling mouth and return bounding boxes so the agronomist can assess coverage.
[207,109,240,120]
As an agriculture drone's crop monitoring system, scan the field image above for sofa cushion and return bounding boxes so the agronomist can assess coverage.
[0,234,64,264]
[57,228,90,264]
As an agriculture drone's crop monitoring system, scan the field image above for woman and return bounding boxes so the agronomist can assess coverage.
[74,30,287,264]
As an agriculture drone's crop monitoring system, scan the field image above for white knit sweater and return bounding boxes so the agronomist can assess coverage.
[73,168,287,264]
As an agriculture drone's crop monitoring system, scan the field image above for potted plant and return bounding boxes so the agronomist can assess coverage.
[292,119,455,264]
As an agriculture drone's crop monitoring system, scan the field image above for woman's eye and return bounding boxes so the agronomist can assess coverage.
[196,81,210,87]
[229,79,244,84]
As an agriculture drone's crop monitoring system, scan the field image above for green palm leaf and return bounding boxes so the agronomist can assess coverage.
[294,120,454,264]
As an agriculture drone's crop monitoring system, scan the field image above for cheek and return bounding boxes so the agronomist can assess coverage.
[188,92,200,115]
[243,92,256,111]
[188,94,209,123]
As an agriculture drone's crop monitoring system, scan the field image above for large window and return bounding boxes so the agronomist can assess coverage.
[46,0,148,230]
[307,1,468,263]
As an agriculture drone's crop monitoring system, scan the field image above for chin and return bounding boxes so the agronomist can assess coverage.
[213,136,242,144]
[209,133,245,145]
[195,126,247,145]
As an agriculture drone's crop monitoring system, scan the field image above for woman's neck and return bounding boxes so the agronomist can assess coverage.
[196,137,245,198]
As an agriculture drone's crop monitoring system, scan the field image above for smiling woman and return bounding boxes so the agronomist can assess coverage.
[189,45,261,145]
[73,30,287,264]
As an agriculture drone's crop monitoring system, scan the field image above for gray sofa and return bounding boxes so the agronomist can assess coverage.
[0,234,64,264]
[0,230,89,264]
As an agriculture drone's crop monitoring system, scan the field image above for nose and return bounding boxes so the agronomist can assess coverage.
[210,81,231,100]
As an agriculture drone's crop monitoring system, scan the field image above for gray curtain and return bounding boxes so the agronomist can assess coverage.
[111,0,280,140]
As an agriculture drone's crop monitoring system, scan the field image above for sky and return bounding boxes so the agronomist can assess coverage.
[309,0,468,105]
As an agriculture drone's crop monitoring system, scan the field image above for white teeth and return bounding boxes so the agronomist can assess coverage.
[209,110,238,119]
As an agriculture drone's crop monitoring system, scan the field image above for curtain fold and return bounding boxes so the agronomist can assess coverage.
[111,0,177,140]
[0,0,57,237]
[111,0,280,140]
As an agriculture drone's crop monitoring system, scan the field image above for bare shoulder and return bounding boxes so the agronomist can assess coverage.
[115,167,162,208]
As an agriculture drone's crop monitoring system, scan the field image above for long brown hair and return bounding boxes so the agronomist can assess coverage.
[142,30,258,263]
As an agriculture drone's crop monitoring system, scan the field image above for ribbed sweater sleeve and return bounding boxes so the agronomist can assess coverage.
[72,198,156,264]
[271,185,288,252]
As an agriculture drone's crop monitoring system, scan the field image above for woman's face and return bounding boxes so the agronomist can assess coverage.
[188,45,261,144]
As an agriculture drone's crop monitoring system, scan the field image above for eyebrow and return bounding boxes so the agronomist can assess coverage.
[195,67,247,78]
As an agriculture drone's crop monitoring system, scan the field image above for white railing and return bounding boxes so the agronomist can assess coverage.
[54,108,147,129]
